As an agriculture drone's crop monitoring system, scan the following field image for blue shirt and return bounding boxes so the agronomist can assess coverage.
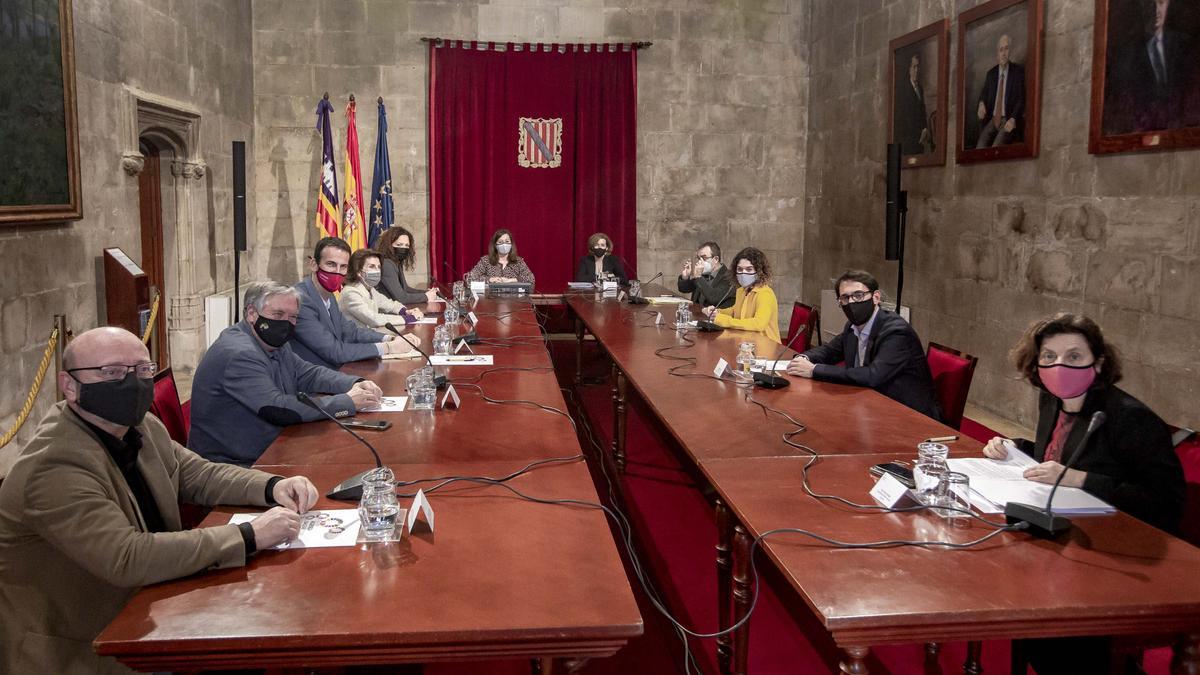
[851,307,880,367]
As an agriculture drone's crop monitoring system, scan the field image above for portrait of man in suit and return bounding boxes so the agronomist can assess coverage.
[975,34,1026,147]
[958,0,1038,158]
[893,51,931,156]
[1098,0,1200,139]
[889,20,947,166]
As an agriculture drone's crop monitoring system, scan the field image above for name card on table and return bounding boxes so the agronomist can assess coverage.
[713,358,730,378]
[406,489,435,534]
[869,473,920,509]
[617,290,627,302]
[454,339,474,354]
[440,384,461,410]
[467,311,479,325]
[655,312,664,326]
[470,281,486,294]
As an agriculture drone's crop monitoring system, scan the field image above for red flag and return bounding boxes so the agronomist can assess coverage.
[342,97,366,250]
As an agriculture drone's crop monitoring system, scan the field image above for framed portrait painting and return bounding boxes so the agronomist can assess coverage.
[1089,0,1200,154]
[0,0,81,225]
[956,0,1044,163]
[888,20,950,168]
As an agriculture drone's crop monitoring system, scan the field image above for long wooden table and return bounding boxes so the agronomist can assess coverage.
[95,297,642,672]
[566,291,1200,674]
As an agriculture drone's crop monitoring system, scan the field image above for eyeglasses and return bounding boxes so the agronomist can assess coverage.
[837,290,874,305]
[68,362,158,381]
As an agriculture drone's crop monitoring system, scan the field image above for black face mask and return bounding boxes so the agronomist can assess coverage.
[253,315,295,348]
[394,247,410,261]
[841,298,876,326]
[74,372,155,427]
[591,247,606,258]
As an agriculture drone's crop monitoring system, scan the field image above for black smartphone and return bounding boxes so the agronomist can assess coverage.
[340,420,392,432]
[870,462,916,489]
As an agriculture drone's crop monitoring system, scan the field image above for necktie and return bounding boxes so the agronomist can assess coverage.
[1151,37,1167,86]
[994,71,1006,126]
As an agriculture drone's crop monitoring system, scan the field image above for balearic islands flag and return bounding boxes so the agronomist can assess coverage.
[368,97,394,248]
[314,95,340,238]
[342,96,366,251]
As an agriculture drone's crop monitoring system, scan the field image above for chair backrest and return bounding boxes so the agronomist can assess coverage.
[786,301,819,352]
[150,367,189,445]
[1170,428,1200,546]
[925,342,979,430]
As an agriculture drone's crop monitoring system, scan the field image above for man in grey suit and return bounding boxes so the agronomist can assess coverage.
[291,237,416,370]
[190,281,383,465]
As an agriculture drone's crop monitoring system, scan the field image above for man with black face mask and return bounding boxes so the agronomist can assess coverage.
[0,326,319,674]
[787,270,941,421]
[190,281,382,466]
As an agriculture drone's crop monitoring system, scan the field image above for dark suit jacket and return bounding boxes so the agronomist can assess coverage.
[291,276,386,370]
[977,62,1026,139]
[575,255,628,285]
[1012,386,1185,533]
[677,265,735,308]
[894,79,928,155]
[801,309,941,421]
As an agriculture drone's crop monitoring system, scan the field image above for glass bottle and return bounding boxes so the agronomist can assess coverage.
[736,341,756,379]
[358,467,399,539]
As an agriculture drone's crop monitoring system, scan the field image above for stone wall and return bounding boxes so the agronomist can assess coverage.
[251,0,810,308]
[803,0,1200,429]
[0,0,254,474]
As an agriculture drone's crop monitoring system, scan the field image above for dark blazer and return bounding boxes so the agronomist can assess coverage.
[291,276,386,370]
[677,266,735,308]
[1013,386,1185,533]
[801,309,941,421]
[575,254,628,285]
[977,62,1026,139]
[378,258,428,305]
[894,79,928,155]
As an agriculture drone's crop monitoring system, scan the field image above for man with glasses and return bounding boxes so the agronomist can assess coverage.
[292,236,416,369]
[0,326,318,674]
[787,270,941,420]
[190,282,383,466]
[677,241,734,309]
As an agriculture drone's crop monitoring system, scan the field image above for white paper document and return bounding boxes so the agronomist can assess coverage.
[751,359,792,373]
[360,396,409,413]
[646,296,689,305]
[230,509,365,549]
[412,317,439,324]
[946,456,1115,515]
[429,354,494,366]
[567,282,594,289]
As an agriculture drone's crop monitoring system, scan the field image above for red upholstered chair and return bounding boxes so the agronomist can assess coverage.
[925,342,978,430]
[149,367,190,446]
[785,301,819,352]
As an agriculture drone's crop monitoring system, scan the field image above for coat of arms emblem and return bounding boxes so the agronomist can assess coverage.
[518,117,563,168]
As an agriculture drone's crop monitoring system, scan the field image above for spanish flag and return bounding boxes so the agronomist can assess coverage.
[342,96,366,251]
[314,94,340,238]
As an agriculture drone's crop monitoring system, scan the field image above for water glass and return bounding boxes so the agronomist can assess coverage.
[358,467,400,539]
[629,280,641,297]
[444,305,460,324]
[675,303,691,327]
[917,442,950,464]
[735,341,756,380]
[913,459,946,504]
[407,371,436,410]
[933,471,972,518]
[432,325,452,355]
[453,280,466,302]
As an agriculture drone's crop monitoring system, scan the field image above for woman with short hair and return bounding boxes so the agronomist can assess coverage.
[339,249,423,329]
[575,232,628,285]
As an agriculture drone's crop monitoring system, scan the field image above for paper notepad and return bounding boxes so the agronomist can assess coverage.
[429,355,494,366]
[360,396,409,413]
[229,509,383,549]
[946,455,1115,515]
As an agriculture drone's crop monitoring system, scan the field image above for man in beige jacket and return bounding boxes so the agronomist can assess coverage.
[0,327,319,674]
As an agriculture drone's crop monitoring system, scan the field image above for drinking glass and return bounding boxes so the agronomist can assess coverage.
[359,467,399,539]
[933,471,971,518]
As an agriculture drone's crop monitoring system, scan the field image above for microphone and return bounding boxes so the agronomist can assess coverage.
[384,322,448,389]
[296,392,384,500]
[1005,410,1107,538]
[628,271,663,305]
[753,327,805,389]
[441,260,473,302]
[696,283,736,332]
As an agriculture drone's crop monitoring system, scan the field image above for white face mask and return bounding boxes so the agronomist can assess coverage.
[736,272,757,288]
[496,242,512,255]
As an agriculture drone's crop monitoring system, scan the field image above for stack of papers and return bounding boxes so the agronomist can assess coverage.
[646,296,689,304]
[567,282,594,289]
[946,452,1115,515]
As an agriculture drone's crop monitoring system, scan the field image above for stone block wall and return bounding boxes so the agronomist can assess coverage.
[0,0,254,474]
[803,0,1200,429]
[251,0,810,307]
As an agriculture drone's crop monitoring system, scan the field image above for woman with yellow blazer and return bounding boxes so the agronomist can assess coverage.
[702,247,780,343]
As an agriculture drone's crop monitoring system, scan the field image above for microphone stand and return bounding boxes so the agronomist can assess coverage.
[753,327,805,389]
[1004,410,1106,538]
[385,322,448,389]
[297,392,384,500]
[697,284,736,332]
[628,271,663,305]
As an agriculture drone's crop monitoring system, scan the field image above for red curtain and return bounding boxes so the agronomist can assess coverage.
[429,42,637,289]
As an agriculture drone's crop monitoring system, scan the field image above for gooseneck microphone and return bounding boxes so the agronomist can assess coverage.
[297,392,383,500]
[753,327,806,389]
[385,322,448,389]
[627,271,664,305]
[697,284,736,332]
[1004,410,1106,538]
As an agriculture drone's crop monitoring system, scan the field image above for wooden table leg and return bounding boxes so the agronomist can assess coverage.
[574,316,584,387]
[611,364,627,473]
[731,525,753,675]
[716,500,734,675]
[840,646,871,674]
[1174,632,1200,675]
[963,640,982,675]
[924,641,942,674]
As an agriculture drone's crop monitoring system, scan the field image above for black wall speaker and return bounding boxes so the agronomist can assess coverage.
[232,140,246,252]
[885,142,901,261]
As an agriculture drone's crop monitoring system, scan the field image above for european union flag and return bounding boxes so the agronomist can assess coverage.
[367,98,394,248]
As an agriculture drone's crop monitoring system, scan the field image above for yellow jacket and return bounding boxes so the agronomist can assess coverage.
[714,284,780,343]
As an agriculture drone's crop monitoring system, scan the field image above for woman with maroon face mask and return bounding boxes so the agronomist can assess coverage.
[981,313,1184,534]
